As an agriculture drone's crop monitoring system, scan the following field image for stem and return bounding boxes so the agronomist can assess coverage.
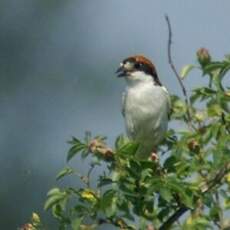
[86,163,95,187]
[159,206,188,230]
[165,15,192,128]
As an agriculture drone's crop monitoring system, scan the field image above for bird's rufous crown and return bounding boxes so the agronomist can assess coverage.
[123,55,161,85]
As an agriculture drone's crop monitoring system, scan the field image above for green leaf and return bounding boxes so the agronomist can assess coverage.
[194,217,212,228]
[101,190,117,217]
[190,87,216,104]
[52,204,64,220]
[203,62,226,74]
[158,208,171,221]
[44,188,67,210]
[209,205,221,221]
[201,126,213,144]
[115,135,129,150]
[159,188,173,202]
[118,142,139,156]
[166,178,194,208]
[67,138,86,162]
[71,217,83,230]
[207,103,223,117]
[98,177,113,187]
[118,199,135,221]
[171,95,187,118]
[224,198,230,209]
[56,167,74,180]
[180,64,194,79]
[219,64,230,78]
[47,187,61,197]
[164,156,177,172]
[44,193,66,210]
[141,168,153,180]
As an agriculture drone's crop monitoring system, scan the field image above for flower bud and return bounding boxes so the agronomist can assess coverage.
[150,152,159,161]
[187,139,200,153]
[197,48,211,66]
[19,223,34,230]
[31,212,40,224]
[89,139,113,159]
[194,111,206,122]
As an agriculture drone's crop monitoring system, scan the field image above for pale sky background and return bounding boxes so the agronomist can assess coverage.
[1,0,230,229]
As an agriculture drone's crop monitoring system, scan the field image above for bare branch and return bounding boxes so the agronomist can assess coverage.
[165,15,192,125]
[159,206,188,230]
[161,15,230,229]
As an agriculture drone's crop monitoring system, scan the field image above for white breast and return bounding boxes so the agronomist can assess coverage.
[122,81,169,156]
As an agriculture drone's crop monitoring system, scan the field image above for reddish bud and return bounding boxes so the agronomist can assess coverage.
[197,48,211,66]
[187,139,200,152]
[150,152,159,161]
[89,139,113,160]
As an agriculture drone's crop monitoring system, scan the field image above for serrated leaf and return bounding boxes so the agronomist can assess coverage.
[56,167,74,180]
[180,64,194,79]
[190,87,216,104]
[220,64,230,78]
[141,168,153,180]
[159,188,173,202]
[51,204,63,219]
[207,104,223,117]
[203,62,226,74]
[44,193,66,210]
[118,142,139,156]
[166,178,194,208]
[45,188,67,210]
[115,135,129,150]
[101,190,117,217]
[68,136,81,145]
[47,187,61,197]
[171,96,187,118]
[67,140,86,162]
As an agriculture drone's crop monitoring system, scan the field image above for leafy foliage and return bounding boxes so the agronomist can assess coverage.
[34,50,230,229]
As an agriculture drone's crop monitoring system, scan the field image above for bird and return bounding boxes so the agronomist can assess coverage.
[116,55,171,159]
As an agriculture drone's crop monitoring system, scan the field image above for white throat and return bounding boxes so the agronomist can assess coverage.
[125,71,154,88]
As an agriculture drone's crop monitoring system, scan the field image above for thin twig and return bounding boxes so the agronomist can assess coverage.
[201,162,230,193]
[165,15,192,126]
[86,163,96,187]
[159,162,230,230]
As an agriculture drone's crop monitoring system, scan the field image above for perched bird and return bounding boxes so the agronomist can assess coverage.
[116,55,171,159]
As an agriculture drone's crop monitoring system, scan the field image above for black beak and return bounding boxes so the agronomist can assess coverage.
[115,66,126,77]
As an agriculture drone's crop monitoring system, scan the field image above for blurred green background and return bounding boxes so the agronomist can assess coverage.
[1,0,230,229]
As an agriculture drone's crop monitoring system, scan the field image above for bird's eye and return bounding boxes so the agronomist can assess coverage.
[134,63,142,69]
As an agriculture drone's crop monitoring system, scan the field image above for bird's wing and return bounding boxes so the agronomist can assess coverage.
[121,92,127,117]
[161,86,171,119]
